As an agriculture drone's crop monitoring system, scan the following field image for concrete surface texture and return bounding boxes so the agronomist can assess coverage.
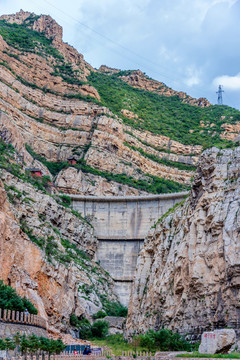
[71,193,188,240]
[71,192,188,304]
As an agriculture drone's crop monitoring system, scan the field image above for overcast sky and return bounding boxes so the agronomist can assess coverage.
[0,0,240,109]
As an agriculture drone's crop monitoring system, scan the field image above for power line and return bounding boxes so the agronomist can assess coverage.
[38,0,212,96]
[41,0,176,79]
[29,0,214,101]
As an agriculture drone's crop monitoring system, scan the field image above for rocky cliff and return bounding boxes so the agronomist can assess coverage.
[0,143,118,335]
[0,9,240,340]
[0,10,239,196]
[126,146,240,336]
[0,11,194,194]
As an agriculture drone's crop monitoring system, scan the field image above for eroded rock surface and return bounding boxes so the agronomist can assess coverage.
[55,167,148,196]
[0,169,118,334]
[126,147,240,336]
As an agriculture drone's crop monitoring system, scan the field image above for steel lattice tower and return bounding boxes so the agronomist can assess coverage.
[216,85,224,105]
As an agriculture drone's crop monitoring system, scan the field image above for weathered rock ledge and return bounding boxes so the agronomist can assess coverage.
[126,146,240,337]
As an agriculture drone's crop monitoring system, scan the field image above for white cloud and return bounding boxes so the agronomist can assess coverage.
[213,73,240,91]
[184,66,202,87]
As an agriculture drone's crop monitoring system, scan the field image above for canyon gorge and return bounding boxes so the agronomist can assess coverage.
[0,10,239,341]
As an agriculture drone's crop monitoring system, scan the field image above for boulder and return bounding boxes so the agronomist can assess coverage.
[199,329,236,354]
[97,316,126,335]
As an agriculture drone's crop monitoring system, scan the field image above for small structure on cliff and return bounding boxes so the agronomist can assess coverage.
[25,168,43,177]
[67,156,77,165]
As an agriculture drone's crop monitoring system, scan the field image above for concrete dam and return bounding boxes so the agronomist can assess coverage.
[70,192,188,306]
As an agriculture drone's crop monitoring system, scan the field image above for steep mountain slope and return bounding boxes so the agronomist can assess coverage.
[126,146,240,337]
[99,65,211,108]
[0,10,239,196]
[0,140,118,335]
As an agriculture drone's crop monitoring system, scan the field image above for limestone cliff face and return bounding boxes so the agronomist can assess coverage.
[126,147,240,336]
[0,168,118,334]
[0,10,238,197]
[0,55,194,187]
[55,167,148,196]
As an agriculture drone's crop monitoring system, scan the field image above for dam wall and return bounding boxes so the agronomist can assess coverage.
[70,192,188,305]
[70,192,188,240]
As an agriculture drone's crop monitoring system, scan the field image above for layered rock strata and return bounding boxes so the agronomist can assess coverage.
[126,147,240,336]
[0,167,118,334]
[0,12,199,193]
[55,167,148,196]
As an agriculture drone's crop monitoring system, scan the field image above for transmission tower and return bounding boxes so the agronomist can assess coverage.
[216,85,224,105]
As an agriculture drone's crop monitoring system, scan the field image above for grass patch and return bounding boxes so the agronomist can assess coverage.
[91,329,192,356]
[177,352,240,358]
[90,335,146,356]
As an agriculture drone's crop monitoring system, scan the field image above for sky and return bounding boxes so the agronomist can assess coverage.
[0,0,240,109]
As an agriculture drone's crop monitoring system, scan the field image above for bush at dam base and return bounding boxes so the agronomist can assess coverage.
[88,329,193,355]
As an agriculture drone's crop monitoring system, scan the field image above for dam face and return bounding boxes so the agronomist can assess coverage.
[70,192,188,305]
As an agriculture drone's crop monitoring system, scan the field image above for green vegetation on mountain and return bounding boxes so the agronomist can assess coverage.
[0,19,62,59]
[2,14,240,196]
[0,140,53,194]
[124,142,196,171]
[26,144,189,194]
[0,280,37,314]
[88,72,240,148]
[0,19,86,89]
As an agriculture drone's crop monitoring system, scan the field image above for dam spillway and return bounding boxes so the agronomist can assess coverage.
[70,192,188,305]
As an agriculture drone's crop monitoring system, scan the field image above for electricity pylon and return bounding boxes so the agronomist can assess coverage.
[216,85,224,105]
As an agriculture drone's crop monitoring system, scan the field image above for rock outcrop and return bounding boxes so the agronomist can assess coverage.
[126,147,240,336]
[199,329,236,354]
[99,316,126,335]
[55,167,148,196]
[0,164,118,334]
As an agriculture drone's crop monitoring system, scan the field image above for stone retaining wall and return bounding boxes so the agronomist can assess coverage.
[0,309,47,329]
[0,321,47,338]
[0,308,47,339]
